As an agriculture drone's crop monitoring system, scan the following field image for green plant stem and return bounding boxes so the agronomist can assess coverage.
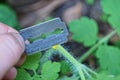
[56,45,86,80]
[82,67,93,79]
[81,65,98,76]
[79,30,117,62]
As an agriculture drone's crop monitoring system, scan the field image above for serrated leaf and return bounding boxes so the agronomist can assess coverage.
[100,0,120,36]
[108,15,120,36]
[41,61,61,80]
[16,69,32,80]
[0,4,19,30]
[21,52,41,71]
[96,45,120,75]
[58,75,79,80]
[69,17,98,47]
[100,0,120,15]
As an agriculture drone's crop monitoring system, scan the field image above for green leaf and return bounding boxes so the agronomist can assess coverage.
[58,75,79,80]
[21,52,41,71]
[16,69,32,80]
[96,45,120,75]
[93,71,120,80]
[41,61,61,80]
[94,74,116,80]
[0,4,19,30]
[100,0,120,15]
[69,17,98,47]
[100,0,120,36]
[85,0,94,5]
[100,14,109,22]
[32,75,42,80]
[114,40,120,48]
[108,15,120,36]
[60,60,71,75]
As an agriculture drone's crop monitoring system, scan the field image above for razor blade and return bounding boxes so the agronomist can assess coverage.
[19,18,69,55]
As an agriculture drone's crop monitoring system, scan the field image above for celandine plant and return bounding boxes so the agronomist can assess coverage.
[15,0,120,80]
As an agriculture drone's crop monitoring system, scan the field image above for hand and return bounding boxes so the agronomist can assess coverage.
[0,23,25,80]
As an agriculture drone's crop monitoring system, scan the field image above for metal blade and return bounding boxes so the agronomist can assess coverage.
[19,18,69,55]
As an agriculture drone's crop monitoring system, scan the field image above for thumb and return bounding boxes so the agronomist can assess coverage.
[0,33,25,79]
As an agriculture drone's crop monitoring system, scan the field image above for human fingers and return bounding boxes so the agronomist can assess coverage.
[3,67,17,80]
[0,32,25,79]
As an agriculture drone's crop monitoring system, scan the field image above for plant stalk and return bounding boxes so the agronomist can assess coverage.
[81,65,98,76]
[54,45,86,80]
[79,30,117,62]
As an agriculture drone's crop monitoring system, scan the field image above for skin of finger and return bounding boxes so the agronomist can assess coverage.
[0,33,25,79]
[0,23,26,66]
[16,53,26,66]
[0,23,25,79]
[0,23,18,34]
[3,67,17,80]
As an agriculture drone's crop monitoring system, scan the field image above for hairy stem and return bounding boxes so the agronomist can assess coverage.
[54,45,86,80]
[81,65,98,76]
[79,30,117,62]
